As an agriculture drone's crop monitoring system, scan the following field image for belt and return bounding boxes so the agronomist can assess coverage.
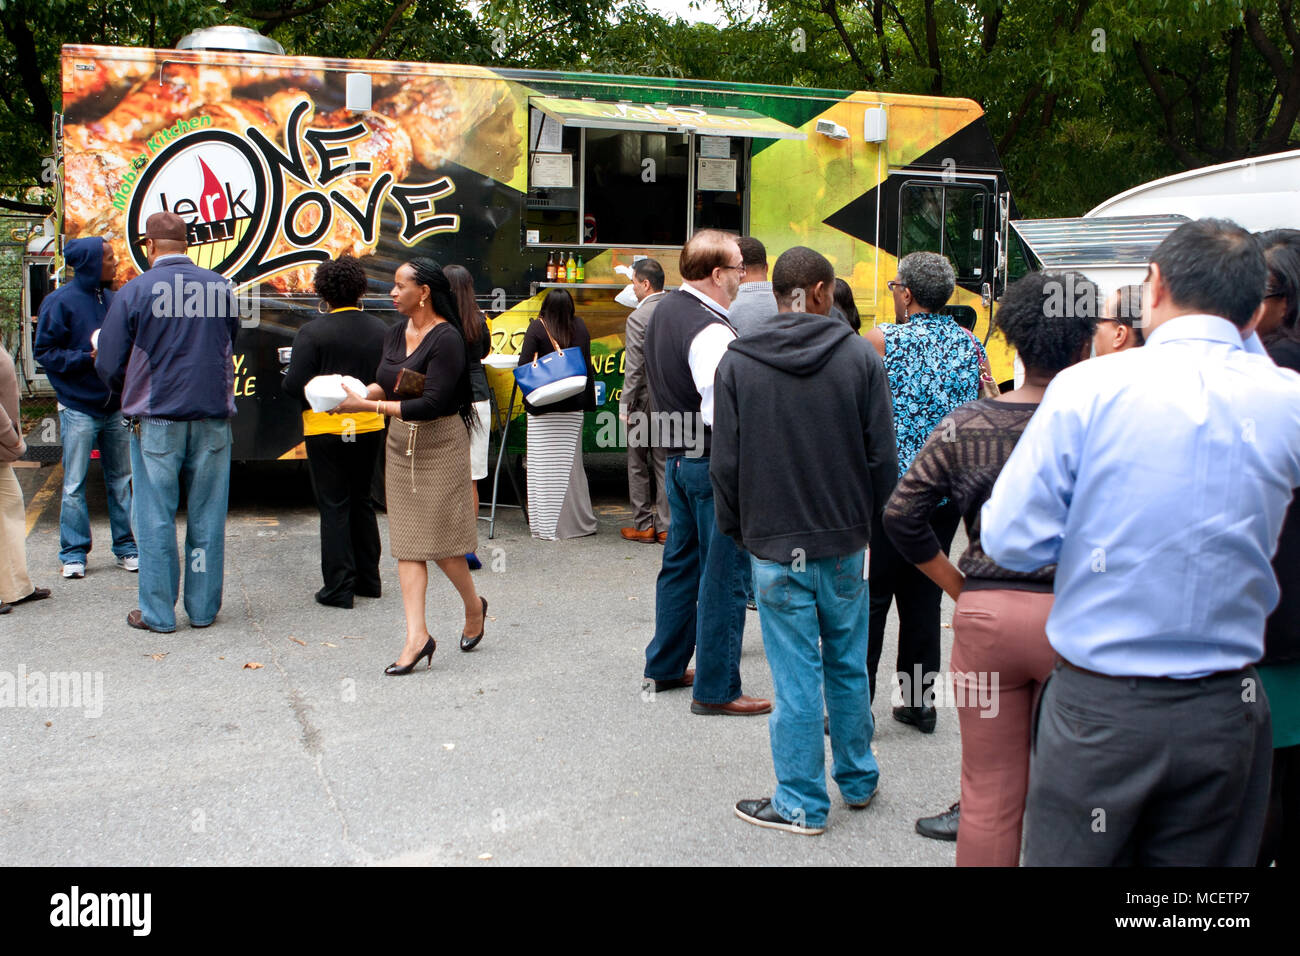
[1057,658,1245,683]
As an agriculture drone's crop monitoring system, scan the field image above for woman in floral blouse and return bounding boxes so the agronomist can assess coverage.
[863,251,985,734]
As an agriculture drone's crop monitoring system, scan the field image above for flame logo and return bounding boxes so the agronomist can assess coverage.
[197,156,228,222]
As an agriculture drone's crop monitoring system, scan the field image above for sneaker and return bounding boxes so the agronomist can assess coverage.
[62,562,86,579]
[734,798,825,835]
[115,555,139,572]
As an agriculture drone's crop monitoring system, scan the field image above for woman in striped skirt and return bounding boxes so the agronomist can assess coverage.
[518,290,597,540]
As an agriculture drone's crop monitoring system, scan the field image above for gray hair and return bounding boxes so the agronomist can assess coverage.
[897,252,955,311]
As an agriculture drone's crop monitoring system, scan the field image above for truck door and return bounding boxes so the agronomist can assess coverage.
[885,171,999,321]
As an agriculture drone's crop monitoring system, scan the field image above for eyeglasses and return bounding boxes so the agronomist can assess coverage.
[887,280,906,292]
[719,263,745,274]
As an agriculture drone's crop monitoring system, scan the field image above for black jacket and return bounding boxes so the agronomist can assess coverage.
[710,310,897,562]
[1264,335,1300,664]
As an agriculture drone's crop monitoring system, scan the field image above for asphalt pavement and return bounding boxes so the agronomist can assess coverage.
[3,455,963,865]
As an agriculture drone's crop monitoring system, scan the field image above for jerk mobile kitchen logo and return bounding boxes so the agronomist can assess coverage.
[123,99,458,285]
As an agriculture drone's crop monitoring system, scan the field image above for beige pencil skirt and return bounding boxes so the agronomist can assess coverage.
[385,416,477,561]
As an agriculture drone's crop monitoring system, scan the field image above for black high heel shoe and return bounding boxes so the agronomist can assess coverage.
[460,597,488,652]
[385,635,435,675]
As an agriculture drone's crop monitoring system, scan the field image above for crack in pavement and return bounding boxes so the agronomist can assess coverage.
[234,540,373,864]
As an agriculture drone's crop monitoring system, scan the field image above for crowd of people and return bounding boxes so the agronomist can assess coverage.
[4,207,1299,867]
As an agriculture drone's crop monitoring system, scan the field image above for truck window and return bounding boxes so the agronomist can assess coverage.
[583,128,689,246]
[899,182,988,284]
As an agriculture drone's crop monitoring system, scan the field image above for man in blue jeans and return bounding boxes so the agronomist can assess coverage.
[96,212,239,633]
[35,237,137,578]
[642,229,770,716]
[712,247,897,834]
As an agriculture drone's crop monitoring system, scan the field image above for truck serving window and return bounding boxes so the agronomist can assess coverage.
[583,128,690,245]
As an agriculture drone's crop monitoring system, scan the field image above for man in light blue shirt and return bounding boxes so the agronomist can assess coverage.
[982,219,1300,866]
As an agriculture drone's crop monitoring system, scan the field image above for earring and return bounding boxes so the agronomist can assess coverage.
[317,300,329,314]
[420,298,426,309]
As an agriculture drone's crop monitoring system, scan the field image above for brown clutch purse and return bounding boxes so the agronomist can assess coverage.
[394,367,427,398]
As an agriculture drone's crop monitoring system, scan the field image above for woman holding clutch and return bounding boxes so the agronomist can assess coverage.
[335,257,487,673]
[518,289,597,541]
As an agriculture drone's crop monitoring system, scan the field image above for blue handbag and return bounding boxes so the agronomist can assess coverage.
[513,318,589,406]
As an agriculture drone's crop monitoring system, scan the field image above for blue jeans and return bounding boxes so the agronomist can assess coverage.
[130,418,232,631]
[58,407,135,565]
[753,549,879,828]
[644,455,747,705]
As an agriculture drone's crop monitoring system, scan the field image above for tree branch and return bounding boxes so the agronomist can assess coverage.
[1245,7,1288,84]
[1134,39,1202,167]
[820,0,874,85]
[872,0,892,79]
[1224,25,1243,153]
[997,79,1043,155]
[923,0,942,94]
[367,0,417,59]
[244,0,339,32]
[884,0,924,64]
[0,14,53,128]
[982,2,1003,53]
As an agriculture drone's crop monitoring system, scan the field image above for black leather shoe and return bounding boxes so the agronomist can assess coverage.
[915,801,960,841]
[734,798,825,835]
[315,588,353,609]
[892,704,937,733]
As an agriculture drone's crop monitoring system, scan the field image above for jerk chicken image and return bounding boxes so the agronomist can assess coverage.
[61,53,523,291]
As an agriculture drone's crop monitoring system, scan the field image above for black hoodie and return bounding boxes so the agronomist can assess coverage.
[710,310,897,562]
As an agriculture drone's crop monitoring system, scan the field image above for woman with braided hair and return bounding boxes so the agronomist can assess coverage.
[336,257,488,673]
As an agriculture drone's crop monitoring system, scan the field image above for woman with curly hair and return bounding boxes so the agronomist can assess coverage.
[283,255,389,610]
[334,257,487,673]
[882,270,1095,865]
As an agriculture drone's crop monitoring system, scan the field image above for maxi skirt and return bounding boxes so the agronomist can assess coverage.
[526,411,596,541]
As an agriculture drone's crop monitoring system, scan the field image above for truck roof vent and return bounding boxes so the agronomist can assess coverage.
[177,25,284,56]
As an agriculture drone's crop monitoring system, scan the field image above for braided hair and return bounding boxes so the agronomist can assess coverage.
[404,257,476,432]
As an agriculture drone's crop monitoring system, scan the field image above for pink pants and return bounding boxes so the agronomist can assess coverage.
[951,587,1055,867]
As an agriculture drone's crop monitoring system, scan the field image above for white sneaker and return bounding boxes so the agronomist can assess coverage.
[115,555,139,572]
[62,562,86,579]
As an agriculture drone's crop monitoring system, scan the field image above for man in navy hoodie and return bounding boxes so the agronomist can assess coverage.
[96,212,239,633]
[35,237,137,579]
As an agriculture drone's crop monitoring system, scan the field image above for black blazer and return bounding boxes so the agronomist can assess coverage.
[517,316,597,415]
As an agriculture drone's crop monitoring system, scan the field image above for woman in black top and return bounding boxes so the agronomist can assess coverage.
[517,289,597,540]
[1255,229,1300,867]
[446,264,492,569]
[335,258,487,673]
[283,256,389,609]
[882,271,1093,865]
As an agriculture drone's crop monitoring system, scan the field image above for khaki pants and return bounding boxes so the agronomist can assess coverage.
[0,464,34,603]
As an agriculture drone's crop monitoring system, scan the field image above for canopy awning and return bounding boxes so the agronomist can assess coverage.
[1011,215,1190,270]
[531,96,807,140]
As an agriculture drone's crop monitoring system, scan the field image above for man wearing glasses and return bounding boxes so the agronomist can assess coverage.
[641,229,771,717]
[983,219,1300,865]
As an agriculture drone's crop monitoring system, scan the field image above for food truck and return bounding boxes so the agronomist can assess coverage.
[52,25,1020,460]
